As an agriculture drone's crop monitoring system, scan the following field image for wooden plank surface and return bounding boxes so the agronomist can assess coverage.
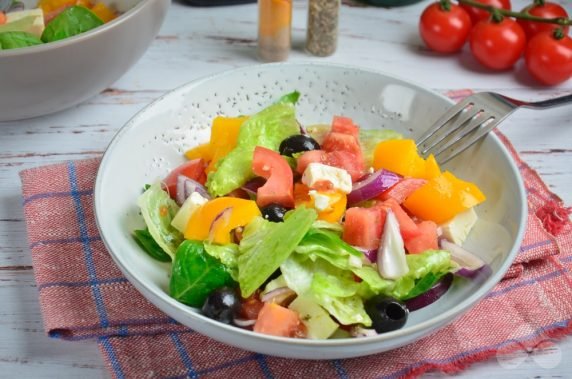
[0,0,570,377]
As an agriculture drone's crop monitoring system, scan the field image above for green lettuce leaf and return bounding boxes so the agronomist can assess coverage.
[391,250,454,299]
[137,182,183,259]
[132,229,171,262]
[281,254,372,326]
[295,228,362,270]
[0,31,43,50]
[204,242,239,280]
[170,240,235,307]
[237,207,317,297]
[42,6,104,43]
[206,93,300,196]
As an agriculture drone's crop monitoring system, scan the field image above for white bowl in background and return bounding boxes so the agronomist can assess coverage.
[95,63,527,359]
[0,0,169,121]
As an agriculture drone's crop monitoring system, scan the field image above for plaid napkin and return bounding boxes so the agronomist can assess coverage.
[20,130,572,378]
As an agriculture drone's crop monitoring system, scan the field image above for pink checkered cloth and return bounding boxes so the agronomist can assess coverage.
[20,132,572,378]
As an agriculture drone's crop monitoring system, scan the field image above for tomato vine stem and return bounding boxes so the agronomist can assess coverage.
[457,0,571,26]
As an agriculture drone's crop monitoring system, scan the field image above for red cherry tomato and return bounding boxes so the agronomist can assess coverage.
[470,17,526,70]
[419,2,472,53]
[460,0,512,24]
[518,2,569,39]
[525,31,572,85]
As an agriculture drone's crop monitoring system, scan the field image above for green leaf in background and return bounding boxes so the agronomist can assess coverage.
[132,229,171,262]
[170,240,235,308]
[41,6,104,43]
[0,31,43,50]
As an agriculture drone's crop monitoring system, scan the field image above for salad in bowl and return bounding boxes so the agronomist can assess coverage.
[95,63,526,358]
[132,91,490,340]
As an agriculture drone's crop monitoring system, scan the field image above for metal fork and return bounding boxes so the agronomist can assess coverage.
[417,92,572,165]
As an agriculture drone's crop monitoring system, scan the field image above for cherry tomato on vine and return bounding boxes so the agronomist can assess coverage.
[525,31,572,85]
[419,2,472,53]
[470,17,526,70]
[460,0,512,24]
[517,2,569,39]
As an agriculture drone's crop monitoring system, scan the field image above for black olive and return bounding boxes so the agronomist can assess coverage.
[279,135,320,157]
[201,286,240,324]
[260,203,287,222]
[364,295,409,333]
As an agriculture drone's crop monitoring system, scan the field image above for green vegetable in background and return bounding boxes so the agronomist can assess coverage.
[237,207,317,298]
[41,6,104,43]
[206,92,301,196]
[170,240,235,307]
[0,31,43,50]
[132,229,171,262]
[137,182,183,259]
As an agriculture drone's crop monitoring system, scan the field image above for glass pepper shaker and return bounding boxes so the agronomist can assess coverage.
[258,0,293,62]
[306,0,340,57]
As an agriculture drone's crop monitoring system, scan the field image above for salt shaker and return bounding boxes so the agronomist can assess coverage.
[258,0,293,62]
[306,0,340,56]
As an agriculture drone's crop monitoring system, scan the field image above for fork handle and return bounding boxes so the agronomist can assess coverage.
[520,93,572,110]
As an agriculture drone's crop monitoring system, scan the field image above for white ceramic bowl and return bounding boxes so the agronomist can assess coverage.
[0,0,169,121]
[95,63,527,359]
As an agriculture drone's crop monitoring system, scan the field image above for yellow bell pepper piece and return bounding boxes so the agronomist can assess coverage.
[185,197,261,244]
[294,184,346,223]
[315,191,347,223]
[421,154,441,180]
[206,116,248,173]
[184,143,213,161]
[403,171,486,224]
[90,2,117,23]
[373,139,442,179]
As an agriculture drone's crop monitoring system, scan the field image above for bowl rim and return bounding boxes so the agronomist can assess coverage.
[0,0,161,57]
[94,61,528,349]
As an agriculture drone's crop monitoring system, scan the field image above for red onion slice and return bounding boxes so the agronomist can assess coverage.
[241,177,266,197]
[347,169,401,206]
[176,175,210,206]
[439,239,491,279]
[260,287,296,306]
[354,246,377,263]
[207,207,232,243]
[405,273,453,311]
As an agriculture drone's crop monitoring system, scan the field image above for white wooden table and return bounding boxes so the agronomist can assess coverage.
[1,1,571,377]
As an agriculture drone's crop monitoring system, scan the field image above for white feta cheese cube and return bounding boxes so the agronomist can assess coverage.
[308,190,331,212]
[301,163,352,194]
[440,208,478,245]
[171,192,209,233]
[5,9,45,38]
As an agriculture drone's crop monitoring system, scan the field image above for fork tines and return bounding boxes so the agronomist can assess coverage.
[416,97,497,165]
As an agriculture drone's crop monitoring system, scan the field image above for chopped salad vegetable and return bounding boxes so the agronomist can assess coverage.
[0,0,118,50]
[134,92,489,339]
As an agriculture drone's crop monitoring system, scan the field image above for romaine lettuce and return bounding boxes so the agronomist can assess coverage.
[137,182,183,259]
[206,93,300,196]
[281,254,372,326]
[237,207,317,297]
